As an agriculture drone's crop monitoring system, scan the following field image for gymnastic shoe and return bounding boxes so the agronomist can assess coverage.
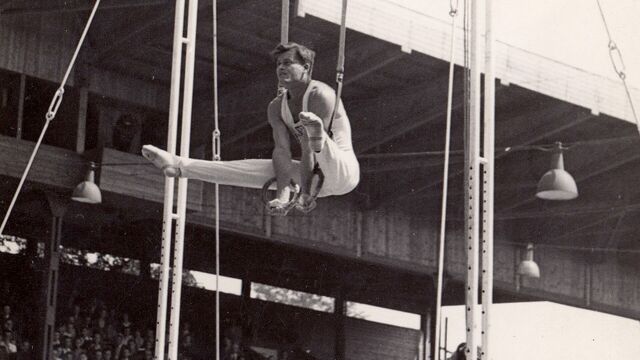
[141,145,181,177]
[294,193,317,214]
[266,199,291,216]
[299,112,325,153]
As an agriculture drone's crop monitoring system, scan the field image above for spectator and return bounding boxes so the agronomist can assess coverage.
[59,337,73,358]
[103,347,113,360]
[94,349,104,360]
[92,332,104,352]
[16,340,32,360]
[143,349,153,360]
[120,347,131,360]
[60,318,77,339]
[52,331,61,349]
[1,331,16,354]
[121,314,132,331]
[2,320,13,333]
[1,306,11,323]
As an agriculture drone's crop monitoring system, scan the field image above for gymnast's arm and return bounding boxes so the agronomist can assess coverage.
[307,82,338,129]
[268,98,293,201]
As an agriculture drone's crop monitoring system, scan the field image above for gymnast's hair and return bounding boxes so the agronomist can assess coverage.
[271,42,316,74]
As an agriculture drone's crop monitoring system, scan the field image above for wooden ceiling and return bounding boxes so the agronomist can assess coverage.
[2,0,639,257]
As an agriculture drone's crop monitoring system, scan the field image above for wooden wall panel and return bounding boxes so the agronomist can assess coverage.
[592,257,640,315]
[521,248,585,299]
[0,135,84,188]
[345,318,421,360]
[88,67,169,110]
[98,147,202,211]
[0,16,75,83]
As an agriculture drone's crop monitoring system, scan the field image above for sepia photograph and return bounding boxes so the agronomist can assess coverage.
[0,0,638,359]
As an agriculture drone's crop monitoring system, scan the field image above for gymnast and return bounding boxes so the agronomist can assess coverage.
[142,42,360,215]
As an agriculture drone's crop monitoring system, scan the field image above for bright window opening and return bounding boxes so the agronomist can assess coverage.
[150,263,242,295]
[250,282,334,313]
[346,301,421,330]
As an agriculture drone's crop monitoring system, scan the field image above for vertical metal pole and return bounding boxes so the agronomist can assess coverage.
[167,0,198,359]
[281,0,290,44]
[154,1,186,359]
[464,1,482,360]
[481,0,495,359]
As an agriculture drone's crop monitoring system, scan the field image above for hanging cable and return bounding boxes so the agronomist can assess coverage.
[433,3,459,360]
[328,0,348,138]
[595,0,639,134]
[212,1,221,360]
[0,0,102,237]
[281,0,290,45]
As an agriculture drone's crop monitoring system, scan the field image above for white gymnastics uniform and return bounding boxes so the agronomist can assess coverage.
[172,81,360,197]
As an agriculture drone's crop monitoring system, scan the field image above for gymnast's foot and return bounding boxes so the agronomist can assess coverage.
[266,199,290,216]
[299,112,325,153]
[141,145,181,177]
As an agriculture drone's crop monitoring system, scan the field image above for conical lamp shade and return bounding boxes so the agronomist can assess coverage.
[517,243,540,278]
[536,148,578,200]
[72,167,102,204]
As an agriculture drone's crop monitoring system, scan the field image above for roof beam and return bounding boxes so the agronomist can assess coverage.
[352,73,458,154]
[0,0,168,16]
[379,103,590,206]
[499,134,640,213]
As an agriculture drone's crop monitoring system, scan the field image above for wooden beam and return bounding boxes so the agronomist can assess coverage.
[90,10,173,63]
[16,74,25,140]
[346,47,405,85]
[353,74,459,154]
[0,0,168,16]
[76,87,88,154]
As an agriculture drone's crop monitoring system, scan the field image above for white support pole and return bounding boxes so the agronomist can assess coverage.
[481,0,495,359]
[154,1,186,359]
[167,0,199,359]
[281,0,290,44]
[465,1,482,360]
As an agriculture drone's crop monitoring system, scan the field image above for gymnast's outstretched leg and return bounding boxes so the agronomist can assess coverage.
[142,145,301,191]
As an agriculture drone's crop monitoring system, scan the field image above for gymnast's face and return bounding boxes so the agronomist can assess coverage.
[276,49,309,86]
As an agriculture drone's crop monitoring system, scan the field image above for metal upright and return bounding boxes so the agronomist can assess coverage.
[481,1,496,359]
[154,1,199,359]
[465,0,495,359]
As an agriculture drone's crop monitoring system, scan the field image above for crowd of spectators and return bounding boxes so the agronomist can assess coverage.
[51,298,198,360]
[0,303,32,360]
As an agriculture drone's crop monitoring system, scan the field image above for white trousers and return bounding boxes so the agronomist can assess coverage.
[177,137,359,197]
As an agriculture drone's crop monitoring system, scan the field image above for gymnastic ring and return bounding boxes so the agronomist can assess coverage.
[261,178,301,212]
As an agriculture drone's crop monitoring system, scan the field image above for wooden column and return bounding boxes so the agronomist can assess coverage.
[37,193,68,360]
[16,74,26,139]
[76,87,89,153]
[333,287,346,360]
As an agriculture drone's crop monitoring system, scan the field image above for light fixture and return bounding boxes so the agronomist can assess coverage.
[536,142,578,200]
[517,243,540,278]
[72,162,102,204]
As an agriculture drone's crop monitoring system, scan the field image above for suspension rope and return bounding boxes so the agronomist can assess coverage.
[328,0,348,138]
[0,0,102,237]
[595,0,639,134]
[433,3,458,360]
[212,1,221,360]
[281,0,290,44]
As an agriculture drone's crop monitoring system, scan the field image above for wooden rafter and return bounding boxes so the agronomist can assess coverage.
[0,0,168,16]
[380,102,591,206]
